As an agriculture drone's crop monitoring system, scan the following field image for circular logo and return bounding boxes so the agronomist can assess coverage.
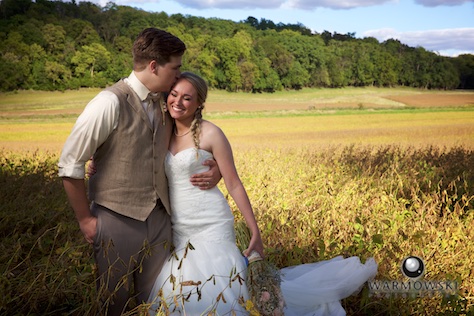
[401,256,425,279]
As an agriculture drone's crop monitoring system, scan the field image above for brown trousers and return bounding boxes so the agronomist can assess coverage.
[92,202,172,316]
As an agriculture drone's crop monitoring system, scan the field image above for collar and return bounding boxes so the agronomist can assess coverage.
[127,71,152,102]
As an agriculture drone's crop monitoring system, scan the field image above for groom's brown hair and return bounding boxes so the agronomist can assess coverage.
[132,28,186,70]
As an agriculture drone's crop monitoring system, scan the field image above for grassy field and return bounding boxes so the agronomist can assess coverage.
[1,87,474,152]
[1,88,474,315]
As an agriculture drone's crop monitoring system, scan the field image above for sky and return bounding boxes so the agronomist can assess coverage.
[80,0,474,57]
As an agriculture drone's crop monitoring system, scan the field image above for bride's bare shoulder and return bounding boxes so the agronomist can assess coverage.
[201,120,224,135]
[199,120,227,152]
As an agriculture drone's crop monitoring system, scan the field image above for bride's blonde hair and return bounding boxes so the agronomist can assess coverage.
[178,72,208,150]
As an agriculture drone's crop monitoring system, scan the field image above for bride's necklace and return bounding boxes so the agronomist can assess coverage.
[174,127,191,137]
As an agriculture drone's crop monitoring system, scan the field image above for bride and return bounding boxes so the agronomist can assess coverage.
[147,72,377,316]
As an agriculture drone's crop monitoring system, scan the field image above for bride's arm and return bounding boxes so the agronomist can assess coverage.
[209,124,264,258]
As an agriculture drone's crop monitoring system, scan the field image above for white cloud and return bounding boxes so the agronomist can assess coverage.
[98,0,286,9]
[414,0,474,7]
[364,28,474,56]
[283,0,396,10]
[81,0,473,10]
[165,0,399,10]
[174,0,284,9]
[87,0,397,10]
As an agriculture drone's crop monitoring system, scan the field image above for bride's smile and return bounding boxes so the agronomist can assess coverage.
[167,78,200,123]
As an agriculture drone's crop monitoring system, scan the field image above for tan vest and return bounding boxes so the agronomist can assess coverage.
[88,80,172,221]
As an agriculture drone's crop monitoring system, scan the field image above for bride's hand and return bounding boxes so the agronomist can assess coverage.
[245,233,265,259]
[86,157,96,178]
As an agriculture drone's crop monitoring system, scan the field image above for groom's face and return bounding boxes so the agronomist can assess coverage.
[152,55,182,93]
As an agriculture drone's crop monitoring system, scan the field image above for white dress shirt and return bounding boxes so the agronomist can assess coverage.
[58,71,156,179]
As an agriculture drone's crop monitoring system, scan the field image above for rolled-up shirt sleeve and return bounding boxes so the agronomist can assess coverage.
[58,91,120,179]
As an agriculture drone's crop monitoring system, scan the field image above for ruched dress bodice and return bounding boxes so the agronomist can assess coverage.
[166,148,235,247]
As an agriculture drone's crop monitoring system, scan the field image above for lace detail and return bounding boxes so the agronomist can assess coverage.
[174,228,236,247]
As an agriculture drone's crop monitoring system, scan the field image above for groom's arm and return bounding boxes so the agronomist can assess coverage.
[190,159,222,190]
[62,178,97,244]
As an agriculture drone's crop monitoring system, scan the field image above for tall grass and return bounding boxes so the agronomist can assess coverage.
[1,89,473,315]
[1,145,473,315]
[0,151,98,314]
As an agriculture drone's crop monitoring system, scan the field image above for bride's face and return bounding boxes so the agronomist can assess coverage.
[167,79,200,122]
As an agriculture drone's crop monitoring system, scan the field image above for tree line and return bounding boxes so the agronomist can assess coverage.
[1,0,473,92]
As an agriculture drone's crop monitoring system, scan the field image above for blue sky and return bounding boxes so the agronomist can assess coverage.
[83,0,473,57]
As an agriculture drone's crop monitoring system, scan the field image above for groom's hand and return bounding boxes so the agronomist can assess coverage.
[79,216,97,244]
[190,159,221,190]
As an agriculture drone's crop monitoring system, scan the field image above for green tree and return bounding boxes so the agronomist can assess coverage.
[373,49,400,87]
[15,19,45,46]
[238,60,257,92]
[28,43,48,90]
[77,1,102,30]
[430,56,460,89]
[243,16,259,28]
[351,42,376,86]
[98,2,120,43]
[113,36,133,53]
[195,50,219,88]
[281,60,310,89]
[250,46,282,92]
[0,52,28,90]
[453,54,474,89]
[71,43,111,78]
[326,41,352,87]
[42,24,66,55]
[0,31,30,90]
[413,47,435,89]
[149,11,170,30]
[215,38,241,91]
[104,49,132,84]
[214,31,252,91]
[383,39,412,86]
[277,30,319,79]
[0,0,32,19]
[45,60,71,88]
[398,48,417,87]
[66,19,101,46]
[257,32,293,80]
[117,6,153,39]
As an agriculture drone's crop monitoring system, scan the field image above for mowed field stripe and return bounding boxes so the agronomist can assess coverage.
[214,111,474,149]
[1,111,473,153]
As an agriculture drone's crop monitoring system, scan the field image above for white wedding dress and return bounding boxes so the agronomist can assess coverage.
[148,148,377,316]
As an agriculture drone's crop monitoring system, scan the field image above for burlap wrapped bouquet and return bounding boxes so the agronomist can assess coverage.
[235,221,285,315]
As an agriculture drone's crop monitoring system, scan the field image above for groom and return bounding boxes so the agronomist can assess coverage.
[59,28,220,315]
